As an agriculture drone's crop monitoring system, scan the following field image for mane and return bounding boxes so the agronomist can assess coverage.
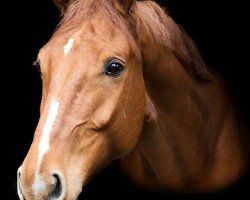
[54,0,211,80]
[53,0,141,59]
[136,1,212,80]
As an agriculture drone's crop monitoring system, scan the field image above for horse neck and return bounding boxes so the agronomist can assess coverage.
[121,42,247,191]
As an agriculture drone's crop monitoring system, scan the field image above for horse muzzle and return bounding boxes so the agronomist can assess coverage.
[17,167,65,200]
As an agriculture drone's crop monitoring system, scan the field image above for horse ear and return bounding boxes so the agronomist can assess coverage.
[52,0,74,12]
[116,0,136,14]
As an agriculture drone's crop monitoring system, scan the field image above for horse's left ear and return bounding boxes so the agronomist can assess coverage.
[116,0,136,14]
[52,0,75,13]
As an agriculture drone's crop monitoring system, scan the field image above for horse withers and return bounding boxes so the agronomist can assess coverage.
[18,0,248,199]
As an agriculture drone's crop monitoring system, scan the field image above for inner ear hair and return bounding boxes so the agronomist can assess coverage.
[117,0,135,14]
[53,0,73,12]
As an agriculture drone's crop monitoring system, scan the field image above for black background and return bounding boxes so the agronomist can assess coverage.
[6,0,249,199]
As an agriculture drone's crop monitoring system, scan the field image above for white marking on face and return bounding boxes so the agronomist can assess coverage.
[33,174,46,196]
[38,99,59,163]
[33,98,60,195]
[64,38,74,55]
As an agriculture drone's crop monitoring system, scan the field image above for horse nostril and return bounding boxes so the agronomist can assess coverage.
[49,173,63,199]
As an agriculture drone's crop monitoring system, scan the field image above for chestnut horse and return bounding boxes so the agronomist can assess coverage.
[18,0,248,199]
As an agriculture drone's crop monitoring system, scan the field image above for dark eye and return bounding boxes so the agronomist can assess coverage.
[104,61,124,77]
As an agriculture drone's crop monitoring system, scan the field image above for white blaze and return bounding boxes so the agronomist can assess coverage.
[38,99,59,160]
[33,98,59,195]
[33,174,46,196]
[64,38,74,55]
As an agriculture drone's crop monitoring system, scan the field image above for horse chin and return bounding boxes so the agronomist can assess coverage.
[66,166,101,200]
[65,181,86,200]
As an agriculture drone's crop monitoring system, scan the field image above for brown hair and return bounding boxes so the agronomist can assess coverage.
[54,0,211,80]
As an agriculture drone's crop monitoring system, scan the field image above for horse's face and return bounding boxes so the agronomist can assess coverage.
[18,3,146,199]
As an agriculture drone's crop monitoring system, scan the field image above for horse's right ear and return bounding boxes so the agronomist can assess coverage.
[53,0,74,13]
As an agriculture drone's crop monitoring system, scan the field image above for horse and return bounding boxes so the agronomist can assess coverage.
[18,0,249,199]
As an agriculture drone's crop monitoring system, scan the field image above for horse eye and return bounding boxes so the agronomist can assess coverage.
[104,61,124,77]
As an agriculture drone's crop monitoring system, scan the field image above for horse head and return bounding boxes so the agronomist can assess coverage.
[18,0,146,199]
